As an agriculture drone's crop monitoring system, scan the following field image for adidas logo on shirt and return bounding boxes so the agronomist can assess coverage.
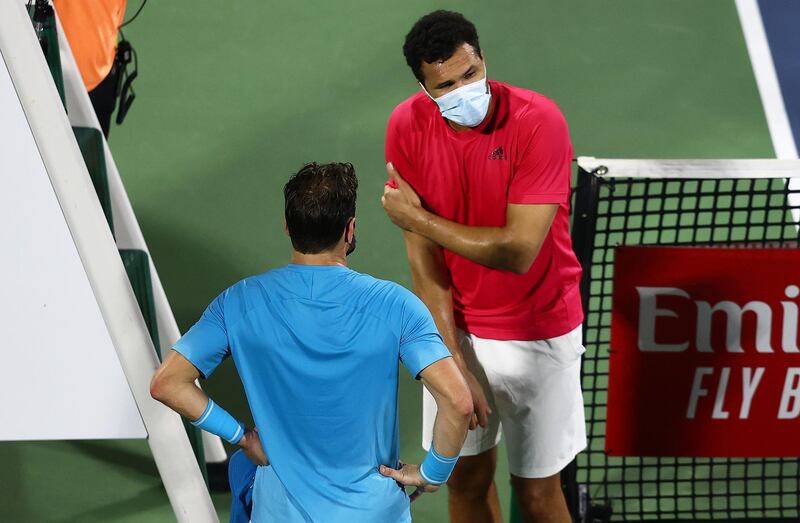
[488,146,507,161]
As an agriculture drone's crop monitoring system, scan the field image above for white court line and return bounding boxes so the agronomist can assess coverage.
[735,0,797,159]
[735,0,800,222]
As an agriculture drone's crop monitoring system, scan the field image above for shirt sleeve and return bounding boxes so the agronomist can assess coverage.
[385,103,418,190]
[398,290,452,379]
[508,97,573,205]
[173,292,230,378]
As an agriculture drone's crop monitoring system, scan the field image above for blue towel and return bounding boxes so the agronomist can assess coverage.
[228,449,258,523]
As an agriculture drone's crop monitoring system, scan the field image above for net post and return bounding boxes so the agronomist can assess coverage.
[571,165,601,316]
[567,165,602,523]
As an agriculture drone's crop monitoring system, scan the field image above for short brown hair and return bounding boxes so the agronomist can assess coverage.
[283,162,357,253]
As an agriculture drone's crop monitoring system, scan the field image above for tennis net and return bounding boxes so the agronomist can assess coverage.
[569,158,800,522]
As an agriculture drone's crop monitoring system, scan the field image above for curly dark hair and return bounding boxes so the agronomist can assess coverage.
[403,10,482,84]
[284,162,358,254]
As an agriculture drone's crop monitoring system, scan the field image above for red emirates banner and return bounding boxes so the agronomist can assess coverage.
[607,246,800,457]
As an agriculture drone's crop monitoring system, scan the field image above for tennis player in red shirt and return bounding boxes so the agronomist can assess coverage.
[381,10,586,523]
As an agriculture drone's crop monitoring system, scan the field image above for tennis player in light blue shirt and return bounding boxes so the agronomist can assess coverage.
[151,162,472,522]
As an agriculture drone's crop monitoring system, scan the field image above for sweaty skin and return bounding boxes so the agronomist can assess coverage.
[382,164,557,275]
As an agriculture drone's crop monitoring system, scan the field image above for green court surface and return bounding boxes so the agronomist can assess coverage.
[1,1,774,521]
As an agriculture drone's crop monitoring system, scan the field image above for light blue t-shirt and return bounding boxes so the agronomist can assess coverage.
[174,264,451,523]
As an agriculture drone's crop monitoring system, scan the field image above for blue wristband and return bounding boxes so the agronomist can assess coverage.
[191,399,245,445]
[419,446,459,485]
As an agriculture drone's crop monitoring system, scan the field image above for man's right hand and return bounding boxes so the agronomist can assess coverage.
[462,368,492,429]
[238,427,269,466]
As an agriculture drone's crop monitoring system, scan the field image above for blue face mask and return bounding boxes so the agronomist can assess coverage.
[423,65,491,127]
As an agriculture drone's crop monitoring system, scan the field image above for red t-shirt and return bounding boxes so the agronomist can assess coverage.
[385,80,583,341]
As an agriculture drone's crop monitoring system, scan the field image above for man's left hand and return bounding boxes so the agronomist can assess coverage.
[379,462,440,502]
[382,163,425,232]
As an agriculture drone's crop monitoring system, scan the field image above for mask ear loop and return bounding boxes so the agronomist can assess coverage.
[483,62,491,96]
[419,81,436,102]
[344,217,357,255]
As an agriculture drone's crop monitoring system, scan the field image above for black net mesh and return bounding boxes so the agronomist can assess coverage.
[570,169,800,521]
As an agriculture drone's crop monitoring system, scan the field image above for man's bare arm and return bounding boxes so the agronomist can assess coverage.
[404,231,461,365]
[150,350,207,419]
[379,356,471,499]
[150,350,267,465]
[383,166,558,274]
[411,203,557,275]
[403,231,491,429]
[418,357,473,456]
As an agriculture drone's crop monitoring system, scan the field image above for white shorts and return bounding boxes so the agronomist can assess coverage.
[422,325,588,479]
